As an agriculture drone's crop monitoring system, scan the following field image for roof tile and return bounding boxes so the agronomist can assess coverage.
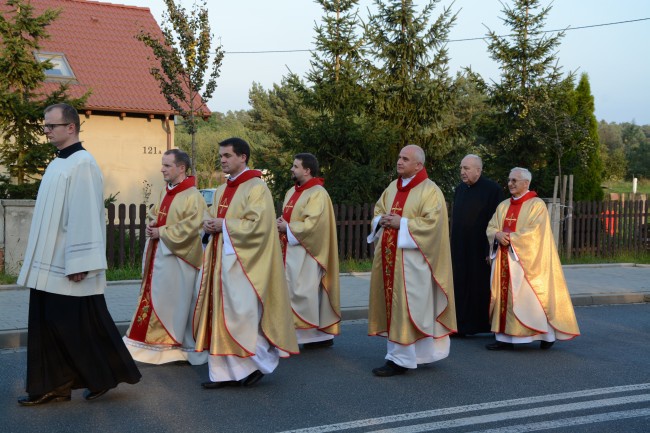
[24,0,203,115]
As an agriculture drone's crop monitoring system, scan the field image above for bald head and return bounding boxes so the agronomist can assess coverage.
[397,145,425,178]
[403,145,425,164]
[460,154,483,186]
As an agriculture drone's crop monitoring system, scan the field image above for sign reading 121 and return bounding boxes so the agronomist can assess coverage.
[143,147,162,154]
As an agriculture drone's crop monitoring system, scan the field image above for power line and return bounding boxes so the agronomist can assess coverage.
[451,17,650,42]
[224,17,650,54]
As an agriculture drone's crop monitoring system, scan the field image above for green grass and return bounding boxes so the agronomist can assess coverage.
[561,251,650,265]
[2,252,647,285]
[106,265,142,281]
[0,272,17,285]
[339,259,373,273]
[602,178,650,195]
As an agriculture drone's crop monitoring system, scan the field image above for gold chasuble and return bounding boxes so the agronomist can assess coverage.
[280,178,340,335]
[486,192,580,339]
[126,176,205,346]
[194,170,298,357]
[368,170,456,345]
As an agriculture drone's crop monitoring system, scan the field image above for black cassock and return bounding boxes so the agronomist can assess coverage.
[451,175,503,335]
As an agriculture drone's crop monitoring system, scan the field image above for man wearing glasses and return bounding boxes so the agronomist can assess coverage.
[485,167,580,351]
[17,103,140,406]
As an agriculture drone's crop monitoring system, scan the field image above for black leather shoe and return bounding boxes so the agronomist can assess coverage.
[201,380,240,389]
[486,341,514,351]
[18,391,71,406]
[241,370,264,387]
[83,389,109,401]
[372,360,408,377]
[302,339,334,349]
[540,341,555,350]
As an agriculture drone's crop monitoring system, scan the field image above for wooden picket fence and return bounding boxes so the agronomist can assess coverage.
[105,200,650,268]
[106,203,148,268]
[105,202,377,268]
[570,199,649,257]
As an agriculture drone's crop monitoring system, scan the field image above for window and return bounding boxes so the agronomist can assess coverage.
[34,52,76,81]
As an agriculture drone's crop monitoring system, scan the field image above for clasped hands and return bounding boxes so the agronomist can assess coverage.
[276,216,288,233]
[495,231,511,246]
[145,222,160,239]
[67,272,88,282]
[203,217,223,234]
[379,213,401,230]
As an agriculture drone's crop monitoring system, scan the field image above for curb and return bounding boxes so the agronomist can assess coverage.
[0,322,131,352]
[571,292,650,306]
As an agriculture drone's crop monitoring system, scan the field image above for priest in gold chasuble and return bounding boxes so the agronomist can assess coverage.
[124,149,207,365]
[194,138,298,388]
[367,145,456,377]
[277,153,340,348]
[485,167,580,351]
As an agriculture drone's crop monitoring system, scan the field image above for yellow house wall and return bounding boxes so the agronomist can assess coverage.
[80,113,173,206]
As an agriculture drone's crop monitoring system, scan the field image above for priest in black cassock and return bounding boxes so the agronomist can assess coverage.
[451,155,503,336]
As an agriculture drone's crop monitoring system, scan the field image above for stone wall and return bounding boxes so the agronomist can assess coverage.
[0,200,35,275]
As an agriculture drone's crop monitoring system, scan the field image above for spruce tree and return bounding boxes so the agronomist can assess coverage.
[296,0,390,203]
[250,0,392,203]
[482,0,572,193]
[364,0,459,168]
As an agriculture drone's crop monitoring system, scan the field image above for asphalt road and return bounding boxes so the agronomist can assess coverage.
[1,303,649,433]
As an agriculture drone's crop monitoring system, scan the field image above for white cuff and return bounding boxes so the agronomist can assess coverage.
[222,220,235,256]
[367,215,382,243]
[286,225,300,246]
[397,217,417,249]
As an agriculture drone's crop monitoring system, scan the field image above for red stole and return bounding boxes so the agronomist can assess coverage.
[217,169,264,218]
[380,169,428,329]
[127,176,196,344]
[200,169,262,350]
[279,177,325,262]
[498,190,537,333]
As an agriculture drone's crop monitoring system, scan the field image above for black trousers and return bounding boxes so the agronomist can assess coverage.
[26,289,141,395]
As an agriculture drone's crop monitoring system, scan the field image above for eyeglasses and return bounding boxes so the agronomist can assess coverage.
[508,178,524,184]
[41,123,71,131]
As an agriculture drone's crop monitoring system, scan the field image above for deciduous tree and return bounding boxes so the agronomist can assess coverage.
[137,0,224,174]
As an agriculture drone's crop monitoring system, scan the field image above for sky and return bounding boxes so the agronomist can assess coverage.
[107,0,650,124]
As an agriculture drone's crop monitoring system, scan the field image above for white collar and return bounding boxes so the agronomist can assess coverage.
[228,167,249,181]
[401,174,416,186]
[512,190,530,200]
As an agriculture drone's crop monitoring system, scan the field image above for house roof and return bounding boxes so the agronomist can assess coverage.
[26,0,208,116]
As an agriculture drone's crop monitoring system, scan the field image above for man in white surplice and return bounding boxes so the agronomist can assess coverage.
[17,103,140,406]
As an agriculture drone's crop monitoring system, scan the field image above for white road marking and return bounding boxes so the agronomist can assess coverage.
[465,408,650,432]
[277,383,650,433]
[369,394,650,432]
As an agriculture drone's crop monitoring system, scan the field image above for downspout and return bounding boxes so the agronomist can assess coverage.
[165,114,172,150]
